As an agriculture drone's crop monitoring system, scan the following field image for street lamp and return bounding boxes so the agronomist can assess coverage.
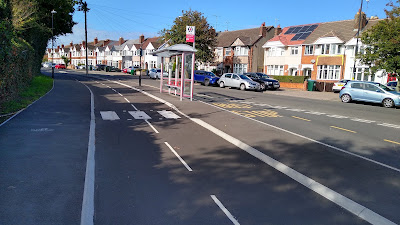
[51,9,57,79]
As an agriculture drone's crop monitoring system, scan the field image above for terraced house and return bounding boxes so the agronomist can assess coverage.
[204,23,275,74]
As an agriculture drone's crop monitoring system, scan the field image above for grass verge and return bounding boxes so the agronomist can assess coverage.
[0,75,53,124]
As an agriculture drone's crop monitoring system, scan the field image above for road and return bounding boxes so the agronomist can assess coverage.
[0,68,399,225]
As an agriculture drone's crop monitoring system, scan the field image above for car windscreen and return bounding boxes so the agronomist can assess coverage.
[239,75,251,80]
[377,84,394,91]
[256,73,270,79]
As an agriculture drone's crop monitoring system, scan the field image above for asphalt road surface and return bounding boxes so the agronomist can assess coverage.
[1,68,399,225]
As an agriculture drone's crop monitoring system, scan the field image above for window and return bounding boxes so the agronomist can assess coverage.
[150,61,156,69]
[267,47,284,56]
[364,83,379,92]
[320,44,343,55]
[351,67,371,81]
[233,64,247,74]
[234,46,249,56]
[224,74,232,78]
[317,65,341,80]
[225,48,231,56]
[133,61,140,67]
[304,45,314,55]
[291,46,299,55]
[351,83,363,89]
[267,65,284,75]
[216,48,223,56]
[89,51,93,56]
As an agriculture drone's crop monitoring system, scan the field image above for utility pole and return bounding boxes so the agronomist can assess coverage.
[78,1,90,76]
[353,0,364,80]
[139,43,142,86]
[51,10,57,79]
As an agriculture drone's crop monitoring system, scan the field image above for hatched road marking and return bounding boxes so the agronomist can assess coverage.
[231,110,281,118]
[158,110,181,119]
[212,103,253,109]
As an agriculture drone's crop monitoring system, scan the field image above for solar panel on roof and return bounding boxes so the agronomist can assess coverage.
[306,24,318,32]
[291,33,303,41]
[285,27,296,34]
[299,26,310,33]
[292,27,302,33]
[297,32,312,40]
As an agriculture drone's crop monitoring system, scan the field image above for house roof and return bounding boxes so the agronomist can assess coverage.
[217,26,273,47]
[142,37,163,49]
[266,23,320,46]
[303,20,357,44]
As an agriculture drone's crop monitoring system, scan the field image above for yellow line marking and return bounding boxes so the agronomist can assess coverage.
[231,110,281,118]
[330,126,357,133]
[384,139,400,145]
[212,103,253,109]
[292,116,311,122]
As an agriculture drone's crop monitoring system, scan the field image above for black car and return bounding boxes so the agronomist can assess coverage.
[95,64,107,71]
[107,66,121,72]
[244,72,280,90]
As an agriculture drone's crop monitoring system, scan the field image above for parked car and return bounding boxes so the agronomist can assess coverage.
[106,66,121,72]
[339,81,400,108]
[387,81,398,89]
[77,65,86,69]
[95,64,107,71]
[42,62,53,68]
[55,64,66,69]
[244,72,280,90]
[217,73,260,91]
[122,66,132,73]
[149,68,168,79]
[194,70,219,86]
[333,79,351,93]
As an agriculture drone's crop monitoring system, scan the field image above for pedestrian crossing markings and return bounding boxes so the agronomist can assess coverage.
[100,110,180,120]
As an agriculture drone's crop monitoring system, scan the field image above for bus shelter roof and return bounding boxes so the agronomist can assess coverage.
[151,44,197,58]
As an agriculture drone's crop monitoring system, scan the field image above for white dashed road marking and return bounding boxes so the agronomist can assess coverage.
[128,111,151,120]
[164,142,192,172]
[158,110,181,119]
[378,123,400,129]
[211,195,240,225]
[100,111,120,120]
[351,118,376,123]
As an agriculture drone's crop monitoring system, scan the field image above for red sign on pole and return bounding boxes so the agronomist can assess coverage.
[186,26,195,43]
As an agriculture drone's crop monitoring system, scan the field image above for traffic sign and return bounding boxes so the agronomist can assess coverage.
[186,26,195,43]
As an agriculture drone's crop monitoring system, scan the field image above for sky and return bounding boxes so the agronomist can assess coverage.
[52,0,390,47]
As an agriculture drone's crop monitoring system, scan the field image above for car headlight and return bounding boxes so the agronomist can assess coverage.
[268,82,272,85]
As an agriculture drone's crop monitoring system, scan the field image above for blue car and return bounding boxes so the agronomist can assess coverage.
[194,70,219,86]
[339,81,400,108]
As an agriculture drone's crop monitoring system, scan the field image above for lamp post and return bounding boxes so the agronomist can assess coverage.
[51,10,57,79]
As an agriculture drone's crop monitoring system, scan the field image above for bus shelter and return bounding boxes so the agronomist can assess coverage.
[151,44,197,101]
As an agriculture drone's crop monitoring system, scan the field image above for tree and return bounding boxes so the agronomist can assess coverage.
[61,55,70,66]
[359,0,400,91]
[159,10,217,63]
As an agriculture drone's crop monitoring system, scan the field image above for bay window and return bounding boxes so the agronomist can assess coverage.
[233,63,247,74]
[317,65,341,80]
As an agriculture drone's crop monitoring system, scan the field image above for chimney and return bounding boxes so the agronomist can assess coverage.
[259,22,267,37]
[354,10,367,31]
[82,40,86,47]
[61,44,64,48]
[70,41,73,47]
[139,34,144,44]
[274,25,282,36]
[57,46,60,50]
[119,37,124,45]
[94,37,98,45]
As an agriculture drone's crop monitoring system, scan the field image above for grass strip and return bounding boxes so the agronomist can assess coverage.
[0,75,53,124]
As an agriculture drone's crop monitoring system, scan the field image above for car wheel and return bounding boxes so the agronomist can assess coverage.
[260,83,266,91]
[341,94,351,103]
[204,79,210,86]
[219,82,225,88]
[240,83,246,91]
[382,98,394,108]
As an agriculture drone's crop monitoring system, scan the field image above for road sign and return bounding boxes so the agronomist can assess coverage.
[186,26,195,43]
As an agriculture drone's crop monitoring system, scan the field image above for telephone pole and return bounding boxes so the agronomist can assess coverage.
[78,1,90,76]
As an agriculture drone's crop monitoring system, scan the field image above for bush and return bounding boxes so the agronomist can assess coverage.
[270,75,307,83]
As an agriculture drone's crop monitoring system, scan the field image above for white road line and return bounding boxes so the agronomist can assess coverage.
[326,115,348,119]
[130,104,138,111]
[77,81,95,225]
[211,195,240,225]
[164,142,192,172]
[351,118,376,123]
[378,123,400,129]
[285,108,306,112]
[128,111,151,120]
[158,110,181,119]
[124,97,130,103]
[304,111,326,115]
[111,88,117,92]
[145,120,159,133]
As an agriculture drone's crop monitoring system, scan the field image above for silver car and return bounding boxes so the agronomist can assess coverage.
[217,73,260,91]
[339,81,400,108]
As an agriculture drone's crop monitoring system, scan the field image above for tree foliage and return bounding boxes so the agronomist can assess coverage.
[359,0,400,90]
[160,10,217,63]
[0,0,76,103]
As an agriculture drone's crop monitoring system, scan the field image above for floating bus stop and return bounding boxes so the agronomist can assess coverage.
[151,44,197,101]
